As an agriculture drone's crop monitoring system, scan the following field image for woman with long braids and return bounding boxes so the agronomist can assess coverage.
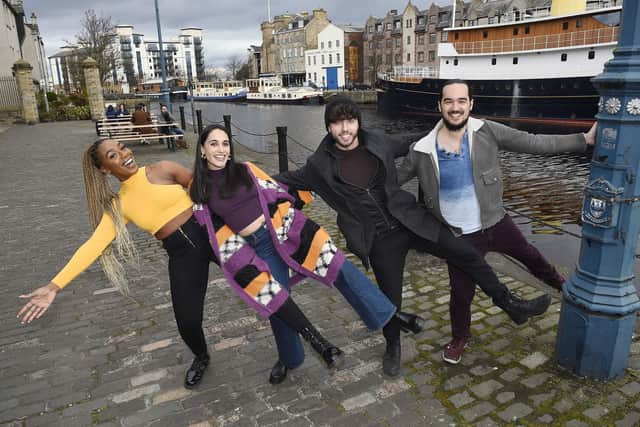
[190,125,426,383]
[16,138,364,389]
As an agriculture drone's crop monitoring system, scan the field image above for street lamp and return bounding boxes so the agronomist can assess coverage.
[154,0,171,112]
[555,1,640,380]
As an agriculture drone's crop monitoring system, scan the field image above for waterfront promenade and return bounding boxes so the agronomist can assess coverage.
[1,121,640,427]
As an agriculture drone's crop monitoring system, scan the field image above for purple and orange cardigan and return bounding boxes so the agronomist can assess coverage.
[192,162,346,319]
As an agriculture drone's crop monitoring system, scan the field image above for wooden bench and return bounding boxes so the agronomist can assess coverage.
[96,118,179,151]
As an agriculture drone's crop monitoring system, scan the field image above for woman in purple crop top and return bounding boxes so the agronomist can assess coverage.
[190,125,426,384]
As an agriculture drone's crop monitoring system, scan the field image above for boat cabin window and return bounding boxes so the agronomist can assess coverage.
[562,21,569,30]
[588,50,595,60]
[483,31,488,38]
[576,18,583,28]
[524,26,530,34]
[454,32,459,40]
[513,28,519,36]
[513,57,518,65]
[453,59,459,66]
[561,53,567,62]
[491,58,497,65]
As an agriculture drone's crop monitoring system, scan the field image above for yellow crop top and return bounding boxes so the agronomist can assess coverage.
[51,167,193,288]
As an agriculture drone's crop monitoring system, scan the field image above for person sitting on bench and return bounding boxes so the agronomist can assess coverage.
[159,104,187,149]
[131,104,154,145]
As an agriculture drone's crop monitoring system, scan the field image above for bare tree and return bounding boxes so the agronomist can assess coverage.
[225,54,243,80]
[235,62,250,81]
[67,10,119,87]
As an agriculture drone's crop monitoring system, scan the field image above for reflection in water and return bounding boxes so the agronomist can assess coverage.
[501,149,592,235]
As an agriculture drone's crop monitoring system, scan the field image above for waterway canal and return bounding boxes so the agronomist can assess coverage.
[178,101,639,287]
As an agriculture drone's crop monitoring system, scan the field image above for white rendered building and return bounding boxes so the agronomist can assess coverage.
[305,23,345,90]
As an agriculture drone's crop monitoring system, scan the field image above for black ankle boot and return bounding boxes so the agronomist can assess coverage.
[184,353,209,389]
[269,360,288,385]
[395,311,425,334]
[493,292,551,325]
[300,326,344,369]
[383,339,401,377]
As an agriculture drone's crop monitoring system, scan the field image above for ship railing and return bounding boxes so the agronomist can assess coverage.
[461,6,551,27]
[586,0,622,10]
[453,26,619,55]
[381,66,439,82]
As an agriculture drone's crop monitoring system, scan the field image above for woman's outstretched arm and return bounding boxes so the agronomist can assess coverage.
[17,212,117,323]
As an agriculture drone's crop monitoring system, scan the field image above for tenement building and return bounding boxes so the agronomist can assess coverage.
[258,9,330,86]
[362,1,452,85]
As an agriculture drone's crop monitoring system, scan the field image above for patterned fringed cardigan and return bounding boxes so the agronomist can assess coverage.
[192,162,346,319]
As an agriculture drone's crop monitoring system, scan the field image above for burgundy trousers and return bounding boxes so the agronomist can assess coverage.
[447,214,564,340]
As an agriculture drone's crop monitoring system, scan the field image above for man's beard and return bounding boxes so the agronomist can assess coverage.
[442,114,469,131]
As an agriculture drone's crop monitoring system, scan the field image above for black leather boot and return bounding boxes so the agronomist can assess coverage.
[269,360,288,385]
[300,326,344,369]
[395,311,425,334]
[383,339,401,377]
[184,353,209,389]
[493,292,551,325]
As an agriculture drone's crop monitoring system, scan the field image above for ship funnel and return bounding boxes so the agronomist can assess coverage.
[550,0,586,16]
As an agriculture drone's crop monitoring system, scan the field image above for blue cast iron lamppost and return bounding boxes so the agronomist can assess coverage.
[154,0,171,112]
[556,2,640,380]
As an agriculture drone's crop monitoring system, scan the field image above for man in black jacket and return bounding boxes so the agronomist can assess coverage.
[277,97,551,376]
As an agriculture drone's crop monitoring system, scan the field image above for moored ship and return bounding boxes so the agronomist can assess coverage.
[377,0,622,129]
[187,80,247,102]
[246,75,324,104]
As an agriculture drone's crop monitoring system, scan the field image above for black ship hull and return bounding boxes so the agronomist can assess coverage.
[377,76,598,130]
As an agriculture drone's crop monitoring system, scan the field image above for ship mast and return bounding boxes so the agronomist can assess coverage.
[267,0,271,22]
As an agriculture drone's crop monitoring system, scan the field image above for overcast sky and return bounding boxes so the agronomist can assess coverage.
[24,0,451,68]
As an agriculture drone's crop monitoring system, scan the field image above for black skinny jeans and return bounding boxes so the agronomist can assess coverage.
[162,216,215,358]
[369,222,507,345]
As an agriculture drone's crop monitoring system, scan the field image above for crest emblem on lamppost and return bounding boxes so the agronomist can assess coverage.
[582,178,622,227]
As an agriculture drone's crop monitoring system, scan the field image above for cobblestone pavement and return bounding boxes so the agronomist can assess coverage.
[1,121,640,427]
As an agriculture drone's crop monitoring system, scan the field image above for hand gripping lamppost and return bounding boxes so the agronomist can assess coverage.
[556,2,640,380]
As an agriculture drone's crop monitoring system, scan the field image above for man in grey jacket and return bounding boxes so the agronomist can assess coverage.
[397,79,596,365]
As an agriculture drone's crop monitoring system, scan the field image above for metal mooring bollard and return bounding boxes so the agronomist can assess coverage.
[276,126,288,173]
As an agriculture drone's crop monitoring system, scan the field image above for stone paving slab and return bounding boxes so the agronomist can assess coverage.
[1,121,639,426]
